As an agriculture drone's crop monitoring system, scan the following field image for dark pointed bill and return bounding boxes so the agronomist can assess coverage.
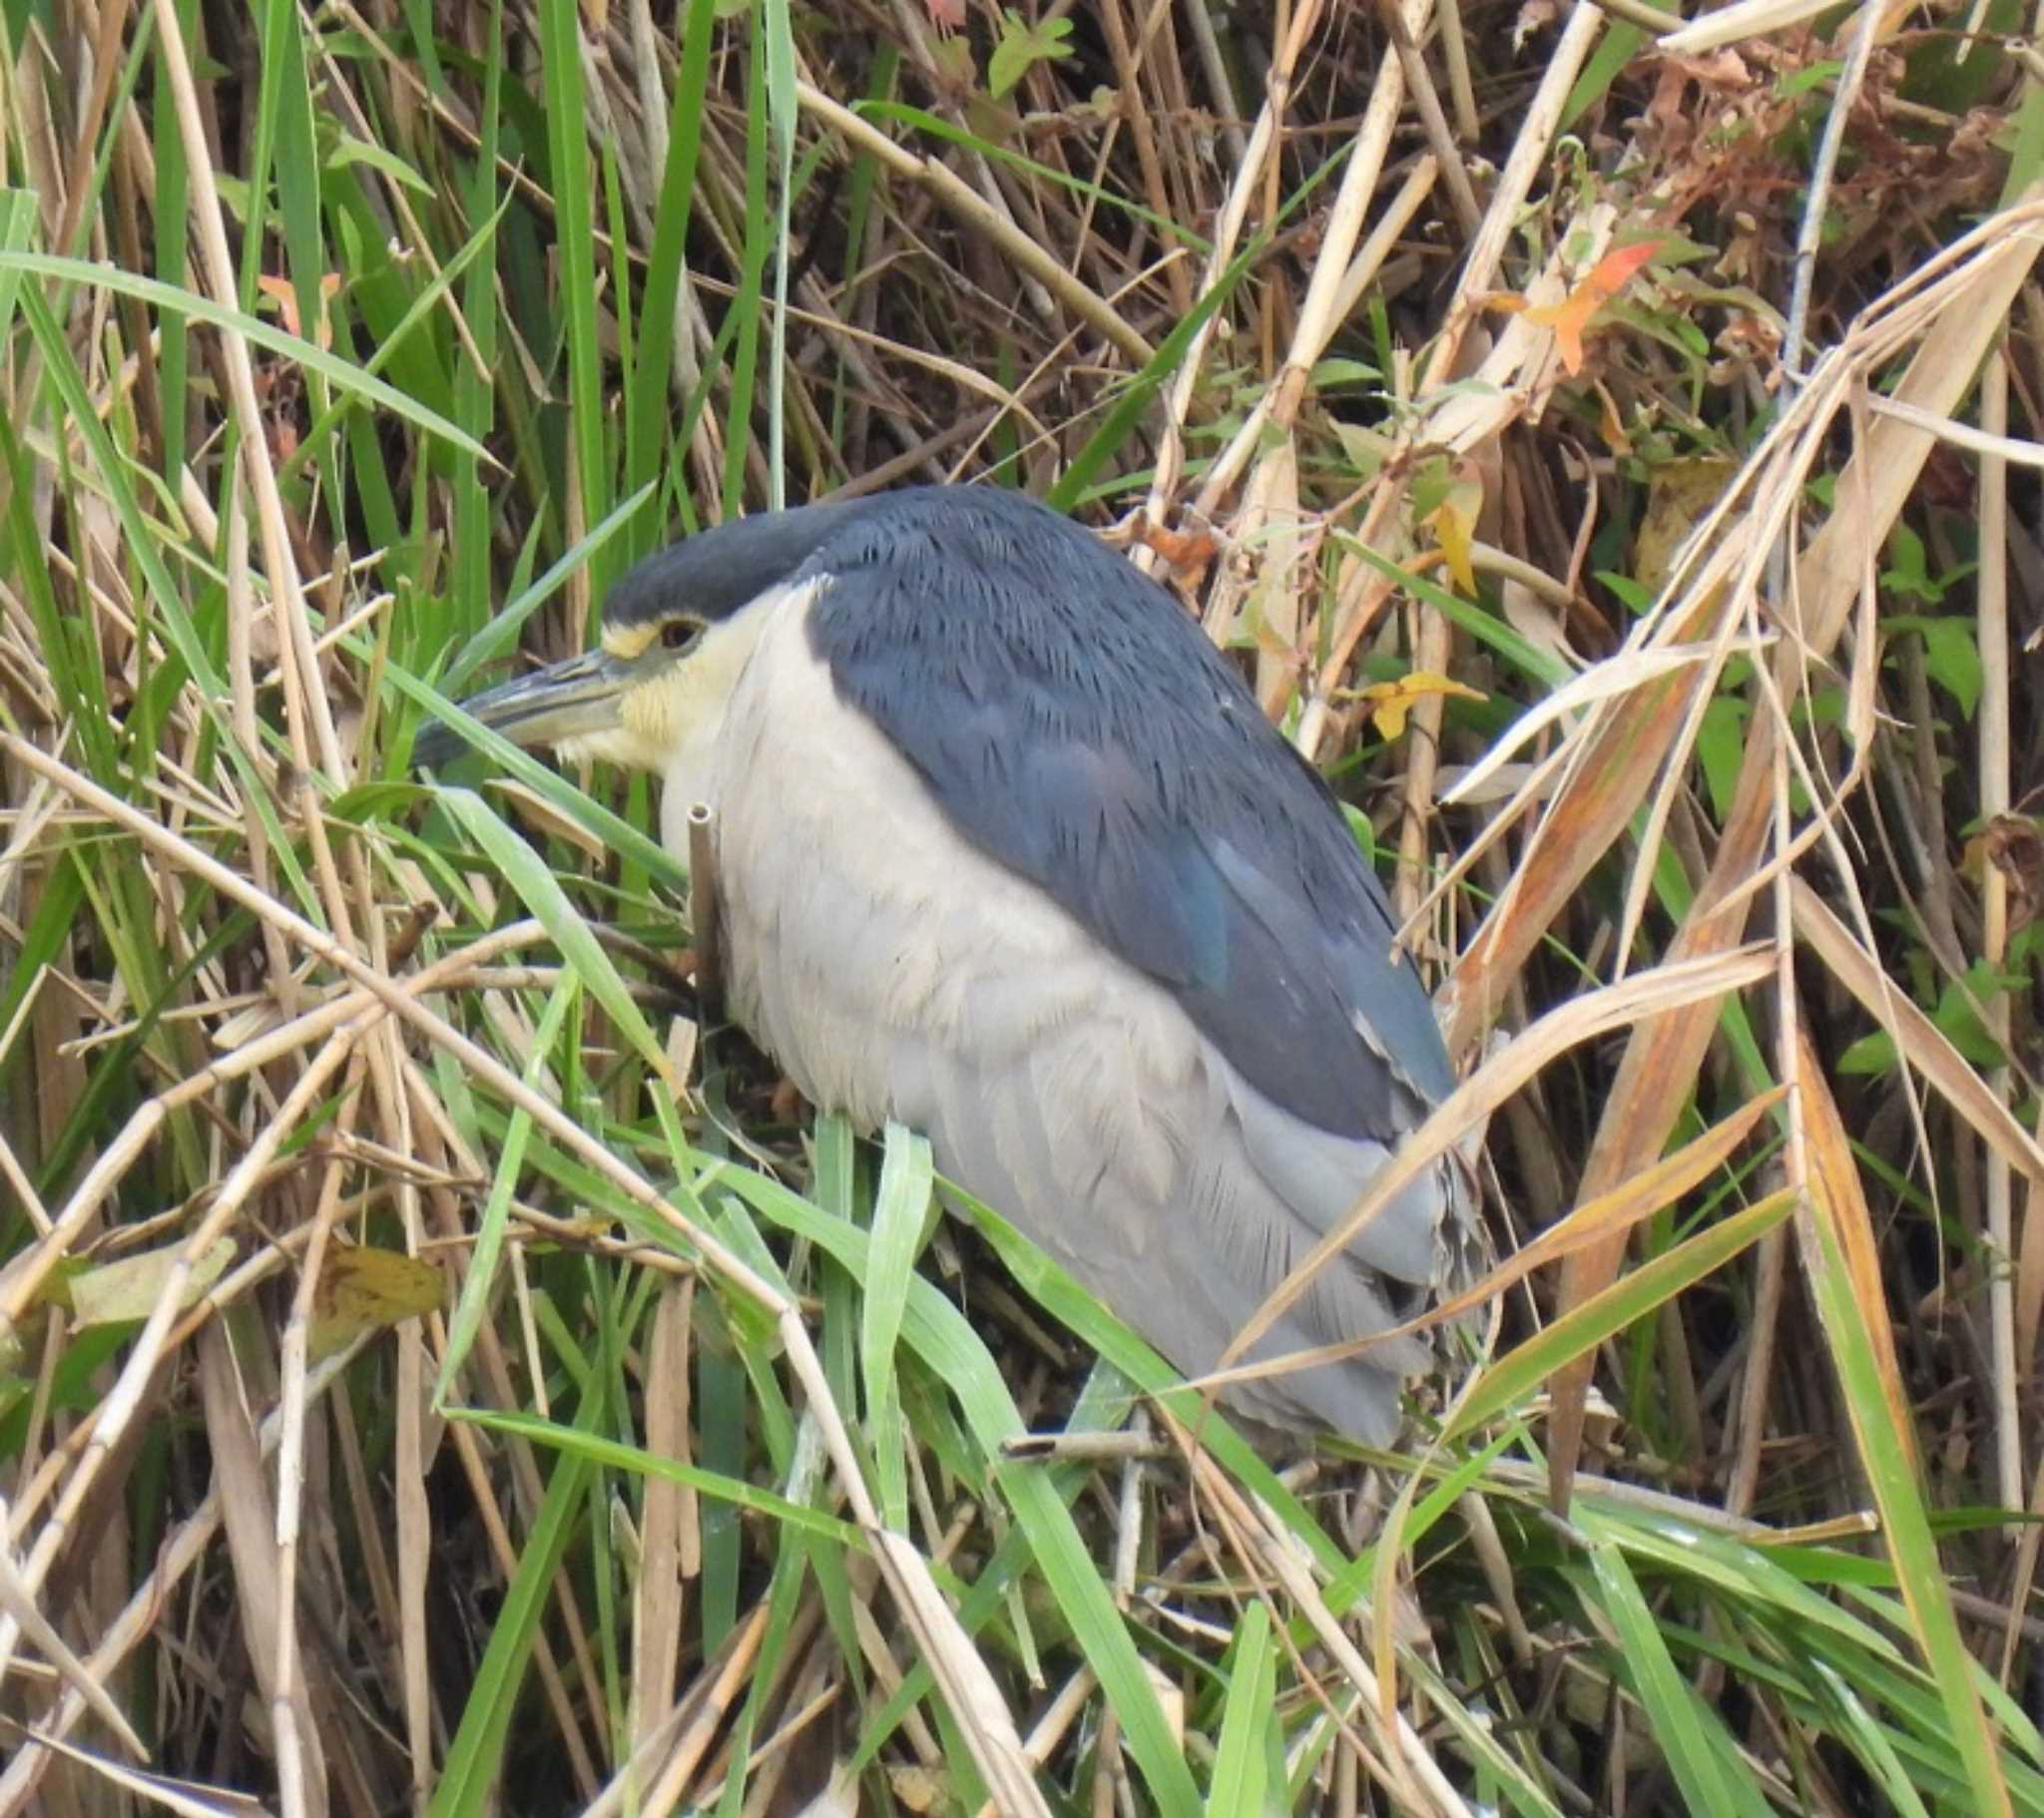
[414,650,633,767]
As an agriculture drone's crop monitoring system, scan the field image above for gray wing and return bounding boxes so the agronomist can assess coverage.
[798,487,1455,1146]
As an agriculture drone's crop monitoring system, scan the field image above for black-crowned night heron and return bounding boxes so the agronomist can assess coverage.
[421,486,1474,1443]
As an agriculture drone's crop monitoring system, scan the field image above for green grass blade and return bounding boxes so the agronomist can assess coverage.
[434,785,674,1083]
[700,1161,1207,1818]
[427,1409,596,1818]
[764,0,796,508]
[534,0,609,582]
[1808,1656,1935,1818]
[1445,1189,1796,1439]
[440,483,656,693]
[454,1408,863,1546]
[433,977,579,1406]
[1802,1196,2016,1813]
[862,1123,934,1533]
[378,651,682,886]
[1046,239,1259,514]
[1206,1599,1274,1816]
[1589,1541,1749,1816]
[0,251,487,459]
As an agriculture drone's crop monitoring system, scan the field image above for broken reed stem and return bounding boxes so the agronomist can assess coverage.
[687,801,723,1023]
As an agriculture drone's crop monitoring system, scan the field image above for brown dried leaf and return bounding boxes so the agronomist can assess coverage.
[1970,815,2044,933]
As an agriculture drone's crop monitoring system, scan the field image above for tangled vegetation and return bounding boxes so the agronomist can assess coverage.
[2,0,2043,1813]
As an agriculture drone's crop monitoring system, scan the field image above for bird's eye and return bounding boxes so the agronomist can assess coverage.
[662,620,701,653]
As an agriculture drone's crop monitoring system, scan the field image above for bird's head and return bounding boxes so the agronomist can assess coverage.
[415,497,872,776]
[413,609,713,775]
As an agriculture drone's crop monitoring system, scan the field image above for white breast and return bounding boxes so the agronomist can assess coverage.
[681,584,1462,1441]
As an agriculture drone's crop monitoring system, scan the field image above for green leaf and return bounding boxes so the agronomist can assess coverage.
[429,1407,595,1818]
[1207,1601,1275,1816]
[1348,540,1571,688]
[1331,418,1390,480]
[1046,230,1259,510]
[1921,619,1982,719]
[433,979,579,1407]
[987,9,1074,99]
[1838,1030,1898,1077]
[1808,1656,1935,1818]
[324,130,433,195]
[1307,356,1379,387]
[2001,75,2044,204]
[698,1163,1207,1818]
[381,651,682,888]
[1698,692,1750,821]
[1881,525,1939,602]
[1800,1182,2016,1812]
[535,0,609,553]
[1886,613,1982,718]
[1929,965,2019,1068]
[453,1408,863,1546]
[1777,59,1843,100]
[861,103,1211,251]
[1561,21,1646,131]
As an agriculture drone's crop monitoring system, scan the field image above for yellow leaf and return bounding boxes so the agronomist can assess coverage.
[1635,456,1737,596]
[1423,474,1484,597]
[1593,378,1631,454]
[1354,671,1488,740]
[310,1246,442,1362]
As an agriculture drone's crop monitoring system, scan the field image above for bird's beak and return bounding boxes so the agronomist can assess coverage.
[415,648,635,767]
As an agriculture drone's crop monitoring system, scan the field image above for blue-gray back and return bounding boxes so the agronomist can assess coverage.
[782,487,1453,1142]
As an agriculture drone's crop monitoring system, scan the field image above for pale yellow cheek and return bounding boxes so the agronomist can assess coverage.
[551,675,687,773]
[556,726,663,771]
[621,677,679,751]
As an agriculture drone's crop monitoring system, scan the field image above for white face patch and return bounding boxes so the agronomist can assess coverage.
[652,583,813,809]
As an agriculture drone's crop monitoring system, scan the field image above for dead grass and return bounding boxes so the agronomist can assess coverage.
[2,0,2043,1814]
